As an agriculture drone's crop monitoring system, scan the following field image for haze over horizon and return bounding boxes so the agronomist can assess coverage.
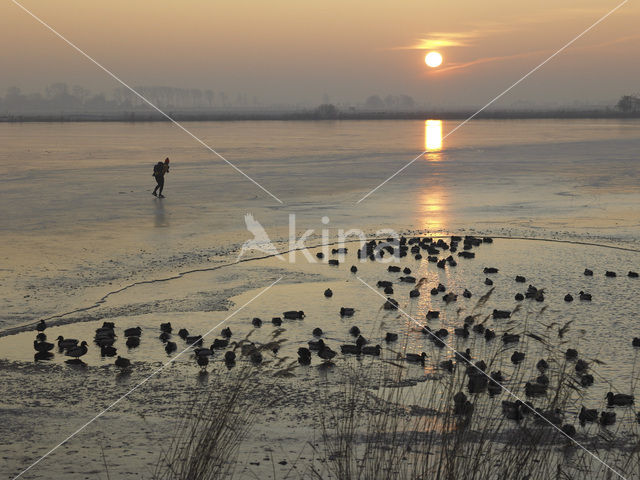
[2,0,639,109]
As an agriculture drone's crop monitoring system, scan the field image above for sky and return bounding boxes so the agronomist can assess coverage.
[2,0,639,108]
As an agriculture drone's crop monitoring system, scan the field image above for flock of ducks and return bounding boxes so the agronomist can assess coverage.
[29,233,640,430]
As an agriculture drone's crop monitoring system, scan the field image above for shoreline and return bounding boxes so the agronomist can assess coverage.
[2,109,640,123]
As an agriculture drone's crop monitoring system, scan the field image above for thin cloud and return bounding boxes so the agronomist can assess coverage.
[431,33,640,75]
[392,28,509,51]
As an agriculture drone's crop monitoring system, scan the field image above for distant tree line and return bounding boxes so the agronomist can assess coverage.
[0,83,258,114]
[615,95,640,113]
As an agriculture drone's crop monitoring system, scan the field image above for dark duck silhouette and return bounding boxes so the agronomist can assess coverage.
[318,345,337,361]
[221,327,232,338]
[406,352,427,364]
[101,345,117,357]
[115,356,131,369]
[385,332,398,342]
[33,340,54,353]
[606,392,634,406]
[126,336,140,348]
[579,406,598,424]
[178,328,189,340]
[165,341,177,354]
[36,320,47,332]
[65,341,88,360]
[341,344,361,355]
[160,322,172,333]
[511,351,525,364]
[124,326,142,337]
[56,336,78,350]
[600,411,616,425]
[361,344,381,356]
[196,353,209,371]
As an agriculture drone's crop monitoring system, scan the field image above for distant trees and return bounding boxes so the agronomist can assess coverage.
[616,95,640,113]
[315,103,338,119]
[0,83,258,114]
[364,94,415,110]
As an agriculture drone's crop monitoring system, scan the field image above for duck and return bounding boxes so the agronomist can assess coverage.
[186,335,203,347]
[159,332,170,342]
[312,328,323,337]
[115,356,131,369]
[56,336,78,350]
[36,320,47,332]
[437,283,446,292]
[606,392,634,406]
[443,292,458,303]
[580,374,594,387]
[252,317,262,327]
[629,271,639,278]
[514,293,524,301]
[33,340,54,353]
[384,286,394,295]
[195,348,213,357]
[633,338,640,347]
[584,268,593,276]
[406,352,427,364]
[579,291,592,301]
[454,324,470,338]
[575,359,588,373]
[126,336,140,348]
[340,307,355,317]
[472,324,485,334]
[349,326,361,337]
[36,332,47,342]
[515,275,526,283]
[225,351,236,363]
[484,329,496,341]
[178,328,189,340]
[211,338,229,349]
[511,351,525,364]
[318,345,337,361]
[65,341,88,360]
[250,351,263,364]
[536,359,549,372]
[536,374,549,386]
[196,354,209,370]
[350,265,358,273]
[502,333,520,344]
[430,288,439,295]
[564,294,574,302]
[525,382,547,396]
[463,289,472,298]
[426,310,440,320]
[385,332,398,342]
[124,326,142,337]
[272,317,282,326]
[455,348,472,362]
[484,278,493,286]
[493,310,511,319]
[283,310,305,320]
[324,288,333,298]
[440,359,454,372]
[579,406,598,424]
[355,335,368,347]
[165,341,177,354]
[502,400,525,421]
[160,322,172,333]
[409,289,420,298]
[221,327,232,338]
[308,339,325,351]
[101,345,117,357]
[600,411,616,426]
[605,271,617,277]
[341,344,361,355]
[565,348,578,360]
[361,345,381,356]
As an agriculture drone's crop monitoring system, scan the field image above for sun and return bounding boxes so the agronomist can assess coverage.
[425,51,443,68]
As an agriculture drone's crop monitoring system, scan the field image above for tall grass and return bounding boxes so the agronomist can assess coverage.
[151,367,256,480]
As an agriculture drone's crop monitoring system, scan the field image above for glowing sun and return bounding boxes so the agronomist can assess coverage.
[425,51,443,68]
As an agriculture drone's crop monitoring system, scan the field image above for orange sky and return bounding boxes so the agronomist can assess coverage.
[2,0,639,107]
